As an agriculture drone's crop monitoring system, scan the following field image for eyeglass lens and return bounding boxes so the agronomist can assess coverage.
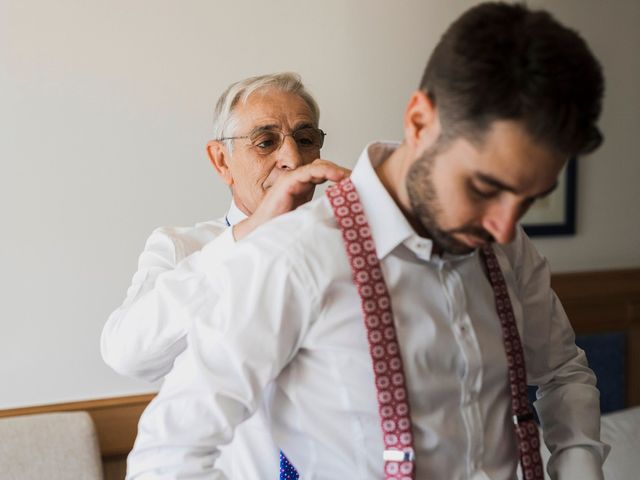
[248,128,324,155]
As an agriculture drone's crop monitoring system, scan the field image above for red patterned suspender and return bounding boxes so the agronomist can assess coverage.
[326,178,544,480]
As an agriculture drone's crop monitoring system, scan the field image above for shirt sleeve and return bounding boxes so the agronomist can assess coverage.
[100,226,236,382]
[507,230,610,480]
[126,235,317,479]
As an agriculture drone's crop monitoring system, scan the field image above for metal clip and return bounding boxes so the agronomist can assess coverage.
[512,412,535,425]
[383,448,415,462]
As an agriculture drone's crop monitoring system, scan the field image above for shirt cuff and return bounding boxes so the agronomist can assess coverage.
[548,446,604,480]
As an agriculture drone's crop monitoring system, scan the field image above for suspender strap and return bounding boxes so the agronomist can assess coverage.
[326,178,544,480]
[327,179,415,480]
[480,246,544,480]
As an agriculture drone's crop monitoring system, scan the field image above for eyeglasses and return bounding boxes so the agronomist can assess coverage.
[219,127,326,156]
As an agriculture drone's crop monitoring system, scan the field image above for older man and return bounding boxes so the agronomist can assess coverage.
[101,72,348,478]
[127,3,609,479]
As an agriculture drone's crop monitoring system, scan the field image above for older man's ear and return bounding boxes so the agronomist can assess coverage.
[206,140,234,186]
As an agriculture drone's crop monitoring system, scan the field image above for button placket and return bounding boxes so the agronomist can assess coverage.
[447,267,485,476]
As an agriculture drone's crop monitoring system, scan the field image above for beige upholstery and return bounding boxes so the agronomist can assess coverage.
[0,411,103,480]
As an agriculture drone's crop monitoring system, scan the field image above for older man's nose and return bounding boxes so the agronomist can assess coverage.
[276,136,304,170]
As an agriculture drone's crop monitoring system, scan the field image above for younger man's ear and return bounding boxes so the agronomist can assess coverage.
[206,140,234,186]
[403,90,441,154]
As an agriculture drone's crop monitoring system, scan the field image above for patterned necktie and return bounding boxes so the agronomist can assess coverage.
[279,451,299,480]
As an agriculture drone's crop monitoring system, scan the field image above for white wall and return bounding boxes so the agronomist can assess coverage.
[1,0,638,408]
[528,0,640,271]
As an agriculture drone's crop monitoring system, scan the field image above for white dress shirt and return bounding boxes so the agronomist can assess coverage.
[101,205,240,381]
[101,201,280,479]
[127,142,608,480]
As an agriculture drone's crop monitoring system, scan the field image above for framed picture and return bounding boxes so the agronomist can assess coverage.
[522,157,577,236]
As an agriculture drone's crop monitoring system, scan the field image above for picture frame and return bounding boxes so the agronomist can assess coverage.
[522,157,577,236]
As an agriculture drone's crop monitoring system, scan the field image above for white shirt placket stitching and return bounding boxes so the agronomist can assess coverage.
[439,261,486,477]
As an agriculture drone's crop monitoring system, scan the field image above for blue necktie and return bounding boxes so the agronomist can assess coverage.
[279,450,299,479]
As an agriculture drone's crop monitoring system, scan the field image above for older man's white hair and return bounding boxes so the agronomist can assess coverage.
[213,72,320,152]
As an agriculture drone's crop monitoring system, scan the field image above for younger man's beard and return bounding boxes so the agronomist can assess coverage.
[406,147,493,256]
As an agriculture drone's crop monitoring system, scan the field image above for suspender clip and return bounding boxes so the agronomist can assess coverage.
[512,412,535,425]
[383,448,414,462]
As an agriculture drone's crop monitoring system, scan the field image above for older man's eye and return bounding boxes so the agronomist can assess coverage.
[294,132,315,146]
[252,133,278,150]
[293,128,323,149]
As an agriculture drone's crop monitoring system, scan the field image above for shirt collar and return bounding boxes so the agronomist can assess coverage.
[350,141,429,260]
[225,199,247,227]
[350,141,478,264]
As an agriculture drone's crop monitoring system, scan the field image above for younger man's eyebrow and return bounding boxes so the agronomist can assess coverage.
[475,173,518,194]
[474,173,558,199]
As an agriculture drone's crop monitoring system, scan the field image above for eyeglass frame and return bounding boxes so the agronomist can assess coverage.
[217,126,326,155]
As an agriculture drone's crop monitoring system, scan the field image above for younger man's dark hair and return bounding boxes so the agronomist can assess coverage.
[420,2,604,156]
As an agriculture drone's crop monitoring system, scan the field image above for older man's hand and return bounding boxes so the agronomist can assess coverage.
[233,159,351,241]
